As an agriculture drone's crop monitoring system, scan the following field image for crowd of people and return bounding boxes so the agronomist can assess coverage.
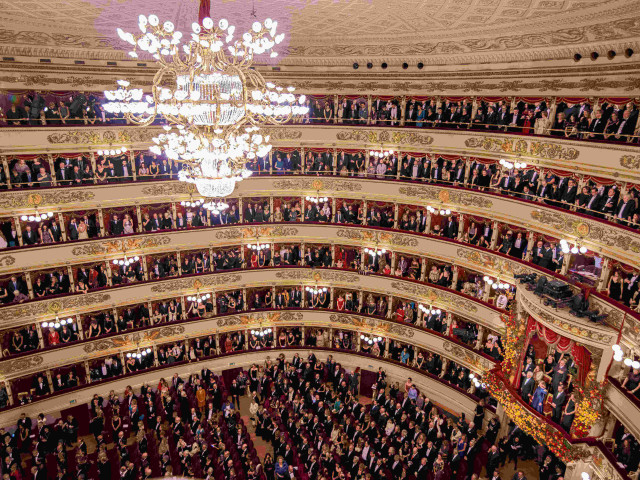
[0,352,576,480]
[3,91,638,144]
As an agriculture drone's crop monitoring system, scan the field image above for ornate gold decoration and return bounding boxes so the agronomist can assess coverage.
[141,183,196,196]
[442,340,494,370]
[336,129,434,146]
[0,355,44,375]
[71,236,171,256]
[2,293,111,322]
[390,281,479,313]
[262,128,303,140]
[0,255,16,268]
[530,210,640,259]
[216,311,304,327]
[456,248,532,278]
[464,137,579,161]
[274,270,360,283]
[397,186,493,208]
[272,178,363,192]
[519,291,614,344]
[149,273,243,293]
[0,190,95,209]
[46,129,158,145]
[620,155,640,170]
[328,313,416,338]
[83,325,186,353]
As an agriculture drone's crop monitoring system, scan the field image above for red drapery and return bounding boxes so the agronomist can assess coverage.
[519,316,592,385]
[198,0,211,24]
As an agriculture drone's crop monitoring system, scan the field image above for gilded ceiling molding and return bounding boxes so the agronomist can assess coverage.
[82,325,186,354]
[70,235,172,256]
[620,155,640,170]
[442,340,495,372]
[262,128,303,141]
[464,137,580,162]
[0,255,15,267]
[336,130,434,146]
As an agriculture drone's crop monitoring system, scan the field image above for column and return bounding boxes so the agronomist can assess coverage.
[384,337,391,358]
[238,197,244,223]
[439,358,449,378]
[451,266,459,288]
[331,244,336,267]
[268,150,273,174]
[457,214,464,241]
[356,334,361,352]
[135,206,143,233]
[360,248,366,271]
[97,208,105,237]
[141,256,149,281]
[301,147,306,174]
[357,290,363,313]
[475,326,485,350]
[330,287,335,309]
[242,288,247,311]
[483,280,491,302]
[75,315,84,340]
[177,251,182,276]
[364,151,371,178]
[464,158,472,184]
[425,211,432,233]
[84,361,91,383]
[269,197,274,222]
[333,95,339,124]
[362,200,368,225]
[420,258,427,281]
[112,308,119,331]
[597,258,611,292]
[331,198,336,221]
[152,345,159,366]
[399,96,407,126]
[90,152,98,184]
[1,156,12,189]
[367,95,372,125]
[105,261,113,287]
[391,251,397,273]
[129,151,137,182]
[490,221,500,250]
[47,154,57,187]
[471,97,478,121]
[387,295,393,319]
[14,217,23,247]
[67,266,76,292]
[25,272,34,299]
[560,253,571,275]
[171,203,178,227]
[35,322,45,348]
[215,332,221,354]
[54,213,67,242]
[524,231,536,261]
[332,148,338,175]
[393,203,399,228]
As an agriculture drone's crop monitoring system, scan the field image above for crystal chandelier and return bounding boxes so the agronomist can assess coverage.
[103,14,308,197]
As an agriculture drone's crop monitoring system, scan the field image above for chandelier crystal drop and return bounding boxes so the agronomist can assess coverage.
[104,14,308,197]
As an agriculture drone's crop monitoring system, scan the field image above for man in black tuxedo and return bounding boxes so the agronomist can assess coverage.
[443,215,458,239]
[33,375,50,396]
[615,109,637,142]
[110,214,123,235]
[7,275,27,300]
[49,220,62,242]
[520,371,535,403]
[587,110,606,140]
[615,193,635,224]
[244,203,255,223]
[56,161,71,185]
[22,224,39,245]
[550,383,566,423]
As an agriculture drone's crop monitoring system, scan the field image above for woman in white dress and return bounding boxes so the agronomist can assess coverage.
[123,214,134,235]
[78,220,89,240]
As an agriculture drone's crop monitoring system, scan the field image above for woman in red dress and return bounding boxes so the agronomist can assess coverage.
[336,294,345,311]
[250,251,258,268]
[48,327,60,346]
[395,303,405,322]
